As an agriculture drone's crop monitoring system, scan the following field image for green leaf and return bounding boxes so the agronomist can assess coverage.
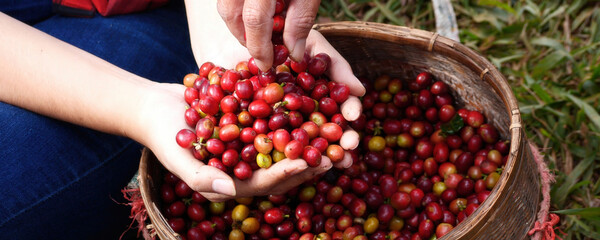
[568,216,600,238]
[575,109,586,129]
[531,37,566,52]
[363,7,380,22]
[591,65,600,85]
[572,41,600,58]
[473,11,503,30]
[523,0,541,17]
[336,0,358,21]
[489,53,524,69]
[570,180,591,195]
[572,8,594,30]
[593,9,600,43]
[477,0,516,14]
[373,0,404,25]
[532,51,567,78]
[553,208,600,219]
[552,154,594,207]
[566,0,585,15]
[541,5,567,26]
[530,83,553,104]
[531,37,573,61]
[441,114,464,136]
[552,207,600,216]
[594,177,600,195]
[563,93,600,131]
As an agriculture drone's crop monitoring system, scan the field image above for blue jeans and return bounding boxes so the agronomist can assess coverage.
[0,1,198,239]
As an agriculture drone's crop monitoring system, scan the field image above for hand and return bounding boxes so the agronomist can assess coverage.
[138,75,363,202]
[216,0,320,71]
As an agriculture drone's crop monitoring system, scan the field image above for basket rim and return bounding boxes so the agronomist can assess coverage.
[314,21,530,239]
[139,148,182,240]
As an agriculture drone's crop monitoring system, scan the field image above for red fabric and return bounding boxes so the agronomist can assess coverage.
[53,0,94,12]
[93,0,169,16]
[53,0,169,17]
[118,188,154,240]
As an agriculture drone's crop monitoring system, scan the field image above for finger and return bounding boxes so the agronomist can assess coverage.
[198,191,230,203]
[269,156,334,195]
[235,158,308,197]
[242,0,276,71]
[340,95,362,121]
[340,130,360,150]
[283,0,320,61]
[217,0,246,45]
[333,151,353,169]
[185,164,237,196]
[305,30,366,96]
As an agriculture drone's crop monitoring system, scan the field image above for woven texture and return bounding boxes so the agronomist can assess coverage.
[137,22,543,240]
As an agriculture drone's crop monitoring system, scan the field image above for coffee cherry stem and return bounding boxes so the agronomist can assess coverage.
[182,197,193,206]
[373,126,383,136]
[273,101,288,109]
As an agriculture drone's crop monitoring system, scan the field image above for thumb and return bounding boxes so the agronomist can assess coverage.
[341,96,362,121]
[184,163,237,196]
[235,158,308,196]
[340,129,360,150]
[333,151,354,169]
[283,0,320,61]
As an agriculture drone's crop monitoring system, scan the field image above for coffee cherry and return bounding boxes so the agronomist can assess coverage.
[233,161,252,180]
[257,153,273,168]
[176,129,197,148]
[466,110,485,128]
[303,146,322,167]
[308,53,330,76]
[219,124,240,142]
[248,99,272,118]
[272,15,285,32]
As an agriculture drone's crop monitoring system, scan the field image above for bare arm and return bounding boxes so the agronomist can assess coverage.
[0,12,237,197]
[0,12,151,139]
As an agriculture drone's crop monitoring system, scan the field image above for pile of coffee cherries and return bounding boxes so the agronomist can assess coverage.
[162,70,510,240]
[175,0,352,180]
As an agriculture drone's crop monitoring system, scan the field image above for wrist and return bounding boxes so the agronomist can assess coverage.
[130,82,188,149]
[185,0,250,68]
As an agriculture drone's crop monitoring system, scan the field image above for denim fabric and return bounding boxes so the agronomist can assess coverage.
[0,0,198,239]
[0,0,52,24]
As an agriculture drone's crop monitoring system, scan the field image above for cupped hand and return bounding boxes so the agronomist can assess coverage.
[138,79,361,202]
[150,37,364,202]
[137,84,313,201]
[216,0,320,71]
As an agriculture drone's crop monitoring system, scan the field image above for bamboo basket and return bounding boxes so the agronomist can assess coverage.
[139,22,541,240]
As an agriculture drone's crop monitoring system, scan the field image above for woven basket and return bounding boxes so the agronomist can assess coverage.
[139,22,541,240]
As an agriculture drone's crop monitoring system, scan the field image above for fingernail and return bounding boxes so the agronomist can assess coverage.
[290,39,306,62]
[255,59,270,72]
[212,179,236,196]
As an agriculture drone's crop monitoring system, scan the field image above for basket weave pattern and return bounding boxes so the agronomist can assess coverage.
[139,22,542,240]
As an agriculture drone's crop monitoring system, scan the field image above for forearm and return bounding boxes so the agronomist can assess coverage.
[0,13,155,141]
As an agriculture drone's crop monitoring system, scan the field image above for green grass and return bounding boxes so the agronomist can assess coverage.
[318,0,600,239]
